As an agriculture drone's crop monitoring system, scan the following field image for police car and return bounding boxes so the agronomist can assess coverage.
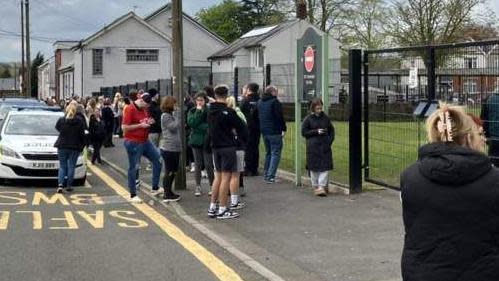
[0,109,86,184]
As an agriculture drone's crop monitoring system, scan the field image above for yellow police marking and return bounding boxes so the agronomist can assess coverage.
[77,211,104,229]
[50,211,78,230]
[32,193,70,206]
[0,211,10,230]
[16,211,42,230]
[109,210,149,228]
[89,164,244,281]
[0,192,28,205]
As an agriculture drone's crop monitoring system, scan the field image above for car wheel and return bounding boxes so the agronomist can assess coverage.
[73,175,87,186]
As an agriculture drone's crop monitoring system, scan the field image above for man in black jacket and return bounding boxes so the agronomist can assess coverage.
[240,82,260,176]
[258,85,286,184]
[207,85,247,220]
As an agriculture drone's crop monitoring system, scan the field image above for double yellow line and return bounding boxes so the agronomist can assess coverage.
[89,164,243,281]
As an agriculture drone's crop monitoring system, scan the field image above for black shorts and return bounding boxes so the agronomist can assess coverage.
[213,147,237,172]
[161,150,180,172]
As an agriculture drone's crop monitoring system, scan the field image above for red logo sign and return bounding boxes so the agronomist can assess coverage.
[304,46,315,73]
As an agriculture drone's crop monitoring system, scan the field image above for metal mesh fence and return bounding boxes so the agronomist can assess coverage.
[364,40,499,188]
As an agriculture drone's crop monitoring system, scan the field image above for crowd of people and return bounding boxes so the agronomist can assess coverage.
[51,82,336,220]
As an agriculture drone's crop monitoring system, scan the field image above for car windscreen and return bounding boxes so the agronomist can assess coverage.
[4,114,60,136]
[0,102,44,120]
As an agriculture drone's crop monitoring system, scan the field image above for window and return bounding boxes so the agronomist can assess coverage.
[126,49,159,62]
[92,49,103,75]
[464,57,477,69]
[464,79,477,93]
[250,48,263,68]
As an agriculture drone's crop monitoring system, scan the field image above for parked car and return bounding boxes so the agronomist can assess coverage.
[0,98,46,121]
[0,109,86,184]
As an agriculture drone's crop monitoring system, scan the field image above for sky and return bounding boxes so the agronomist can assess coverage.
[0,0,222,62]
[0,0,498,63]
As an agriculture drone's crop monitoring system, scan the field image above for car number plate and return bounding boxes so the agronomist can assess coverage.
[32,162,57,169]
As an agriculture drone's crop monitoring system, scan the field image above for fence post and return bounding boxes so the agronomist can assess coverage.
[234,67,239,105]
[383,86,387,122]
[188,76,192,96]
[145,80,149,91]
[427,46,436,101]
[157,79,161,96]
[265,64,271,86]
[349,49,363,194]
[363,51,370,181]
[170,78,174,97]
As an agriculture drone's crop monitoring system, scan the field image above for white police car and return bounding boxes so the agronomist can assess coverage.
[0,109,86,184]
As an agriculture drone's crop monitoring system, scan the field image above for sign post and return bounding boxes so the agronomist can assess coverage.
[296,27,328,186]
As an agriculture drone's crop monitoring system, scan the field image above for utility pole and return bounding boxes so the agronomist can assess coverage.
[172,0,186,190]
[25,0,31,98]
[21,0,25,96]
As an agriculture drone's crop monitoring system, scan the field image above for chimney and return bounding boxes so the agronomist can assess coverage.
[296,0,307,20]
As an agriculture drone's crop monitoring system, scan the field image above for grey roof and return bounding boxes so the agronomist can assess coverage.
[208,19,300,60]
[144,3,227,45]
[0,78,16,91]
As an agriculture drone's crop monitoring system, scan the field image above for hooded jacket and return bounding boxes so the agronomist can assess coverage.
[400,142,499,281]
[257,93,286,136]
[54,116,87,151]
[207,102,247,149]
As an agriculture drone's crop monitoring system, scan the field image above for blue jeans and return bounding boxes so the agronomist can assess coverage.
[124,140,162,197]
[263,134,283,180]
[57,148,80,188]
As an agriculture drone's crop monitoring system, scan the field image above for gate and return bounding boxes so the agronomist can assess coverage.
[363,40,499,189]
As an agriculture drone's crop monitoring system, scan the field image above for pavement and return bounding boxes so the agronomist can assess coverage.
[101,136,405,281]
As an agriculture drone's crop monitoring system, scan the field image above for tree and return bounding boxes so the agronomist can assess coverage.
[0,68,11,78]
[459,23,499,42]
[388,0,482,47]
[341,0,389,49]
[240,0,287,29]
[31,52,44,98]
[197,0,248,43]
[303,0,354,33]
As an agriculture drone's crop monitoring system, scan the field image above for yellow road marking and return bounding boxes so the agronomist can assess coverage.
[88,164,244,281]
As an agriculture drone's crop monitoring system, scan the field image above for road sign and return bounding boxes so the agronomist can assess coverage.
[409,67,418,89]
[304,46,315,73]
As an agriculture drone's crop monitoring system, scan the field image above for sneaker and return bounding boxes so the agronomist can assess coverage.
[56,187,64,194]
[135,180,141,189]
[201,170,208,178]
[163,193,181,202]
[151,188,162,197]
[314,187,327,197]
[129,196,143,203]
[240,186,246,197]
[194,186,202,197]
[190,163,196,173]
[229,201,246,210]
[265,178,280,184]
[208,208,217,218]
[217,209,240,220]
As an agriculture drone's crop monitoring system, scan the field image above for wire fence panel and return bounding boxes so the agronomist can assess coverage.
[364,40,499,189]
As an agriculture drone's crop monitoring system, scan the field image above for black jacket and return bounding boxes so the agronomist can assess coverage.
[241,93,260,133]
[257,93,286,136]
[148,101,162,134]
[400,143,499,281]
[101,106,114,130]
[301,112,334,171]
[207,102,247,149]
[54,116,86,151]
[89,115,106,142]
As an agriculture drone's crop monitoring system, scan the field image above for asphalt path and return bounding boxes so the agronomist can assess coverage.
[0,164,265,281]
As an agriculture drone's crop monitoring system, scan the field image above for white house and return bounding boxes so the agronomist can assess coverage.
[53,5,226,99]
[208,19,341,102]
[37,56,56,100]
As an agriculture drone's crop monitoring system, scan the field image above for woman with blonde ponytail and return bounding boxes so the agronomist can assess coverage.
[54,102,87,194]
[400,104,498,281]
